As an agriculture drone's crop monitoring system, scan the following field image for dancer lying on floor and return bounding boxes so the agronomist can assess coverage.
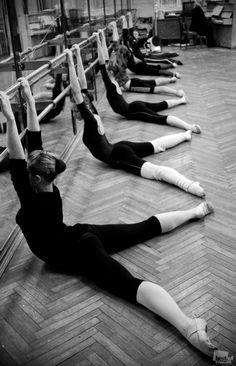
[0,78,217,359]
[109,21,180,79]
[95,31,201,133]
[103,28,184,97]
[120,13,182,66]
[67,46,204,197]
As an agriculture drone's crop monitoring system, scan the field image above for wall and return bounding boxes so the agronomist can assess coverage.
[133,0,155,17]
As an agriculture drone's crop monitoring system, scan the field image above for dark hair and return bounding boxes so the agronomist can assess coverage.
[151,36,162,47]
[27,150,66,182]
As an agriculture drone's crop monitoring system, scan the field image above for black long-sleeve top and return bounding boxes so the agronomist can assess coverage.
[10,130,88,265]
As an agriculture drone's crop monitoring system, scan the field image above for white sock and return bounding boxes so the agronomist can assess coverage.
[150,131,191,153]
[141,162,205,197]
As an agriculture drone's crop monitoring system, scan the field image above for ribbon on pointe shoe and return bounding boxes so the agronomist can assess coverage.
[187,318,217,358]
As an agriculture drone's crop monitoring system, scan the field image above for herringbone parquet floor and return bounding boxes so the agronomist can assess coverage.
[0,46,236,366]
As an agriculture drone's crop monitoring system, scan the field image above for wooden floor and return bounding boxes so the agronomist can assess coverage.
[0,46,236,366]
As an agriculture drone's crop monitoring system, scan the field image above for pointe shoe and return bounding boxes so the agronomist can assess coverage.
[186,318,217,357]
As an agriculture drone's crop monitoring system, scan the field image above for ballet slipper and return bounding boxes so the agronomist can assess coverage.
[170,76,177,83]
[187,181,205,197]
[174,72,181,79]
[186,318,217,357]
[177,89,186,97]
[191,124,202,134]
[195,202,214,218]
[181,96,188,104]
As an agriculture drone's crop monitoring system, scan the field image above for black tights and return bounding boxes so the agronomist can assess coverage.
[69,216,162,302]
[127,100,168,124]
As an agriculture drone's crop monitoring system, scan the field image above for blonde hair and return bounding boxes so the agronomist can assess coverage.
[27,150,66,182]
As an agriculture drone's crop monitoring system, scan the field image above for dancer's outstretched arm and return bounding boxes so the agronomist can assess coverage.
[65,49,83,105]
[72,44,87,91]
[95,32,106,66]
[109,21,119,43]
[0,91,24,159]
[99,29,109,62]
[18,78,40,132]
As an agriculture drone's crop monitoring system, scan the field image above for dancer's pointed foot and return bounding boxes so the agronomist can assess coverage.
[174,72,181,79]
[181,96,188,104]
[170,76,177,83]
[188,182,205,197]
[186,318,217,357]
[195,202,214,218]
[191,124,202,134]
[177,89,186,97]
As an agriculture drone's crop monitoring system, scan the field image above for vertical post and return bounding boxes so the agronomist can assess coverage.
[87,0,92,35]
[114,0,117,18]
[103,0,107,26]
[5,0,26,131]
[121,0,123,14]
[154,1,158,36]
[60,0,68,48]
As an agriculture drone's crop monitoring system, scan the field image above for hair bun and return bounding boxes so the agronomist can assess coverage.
[55,158,66,174]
